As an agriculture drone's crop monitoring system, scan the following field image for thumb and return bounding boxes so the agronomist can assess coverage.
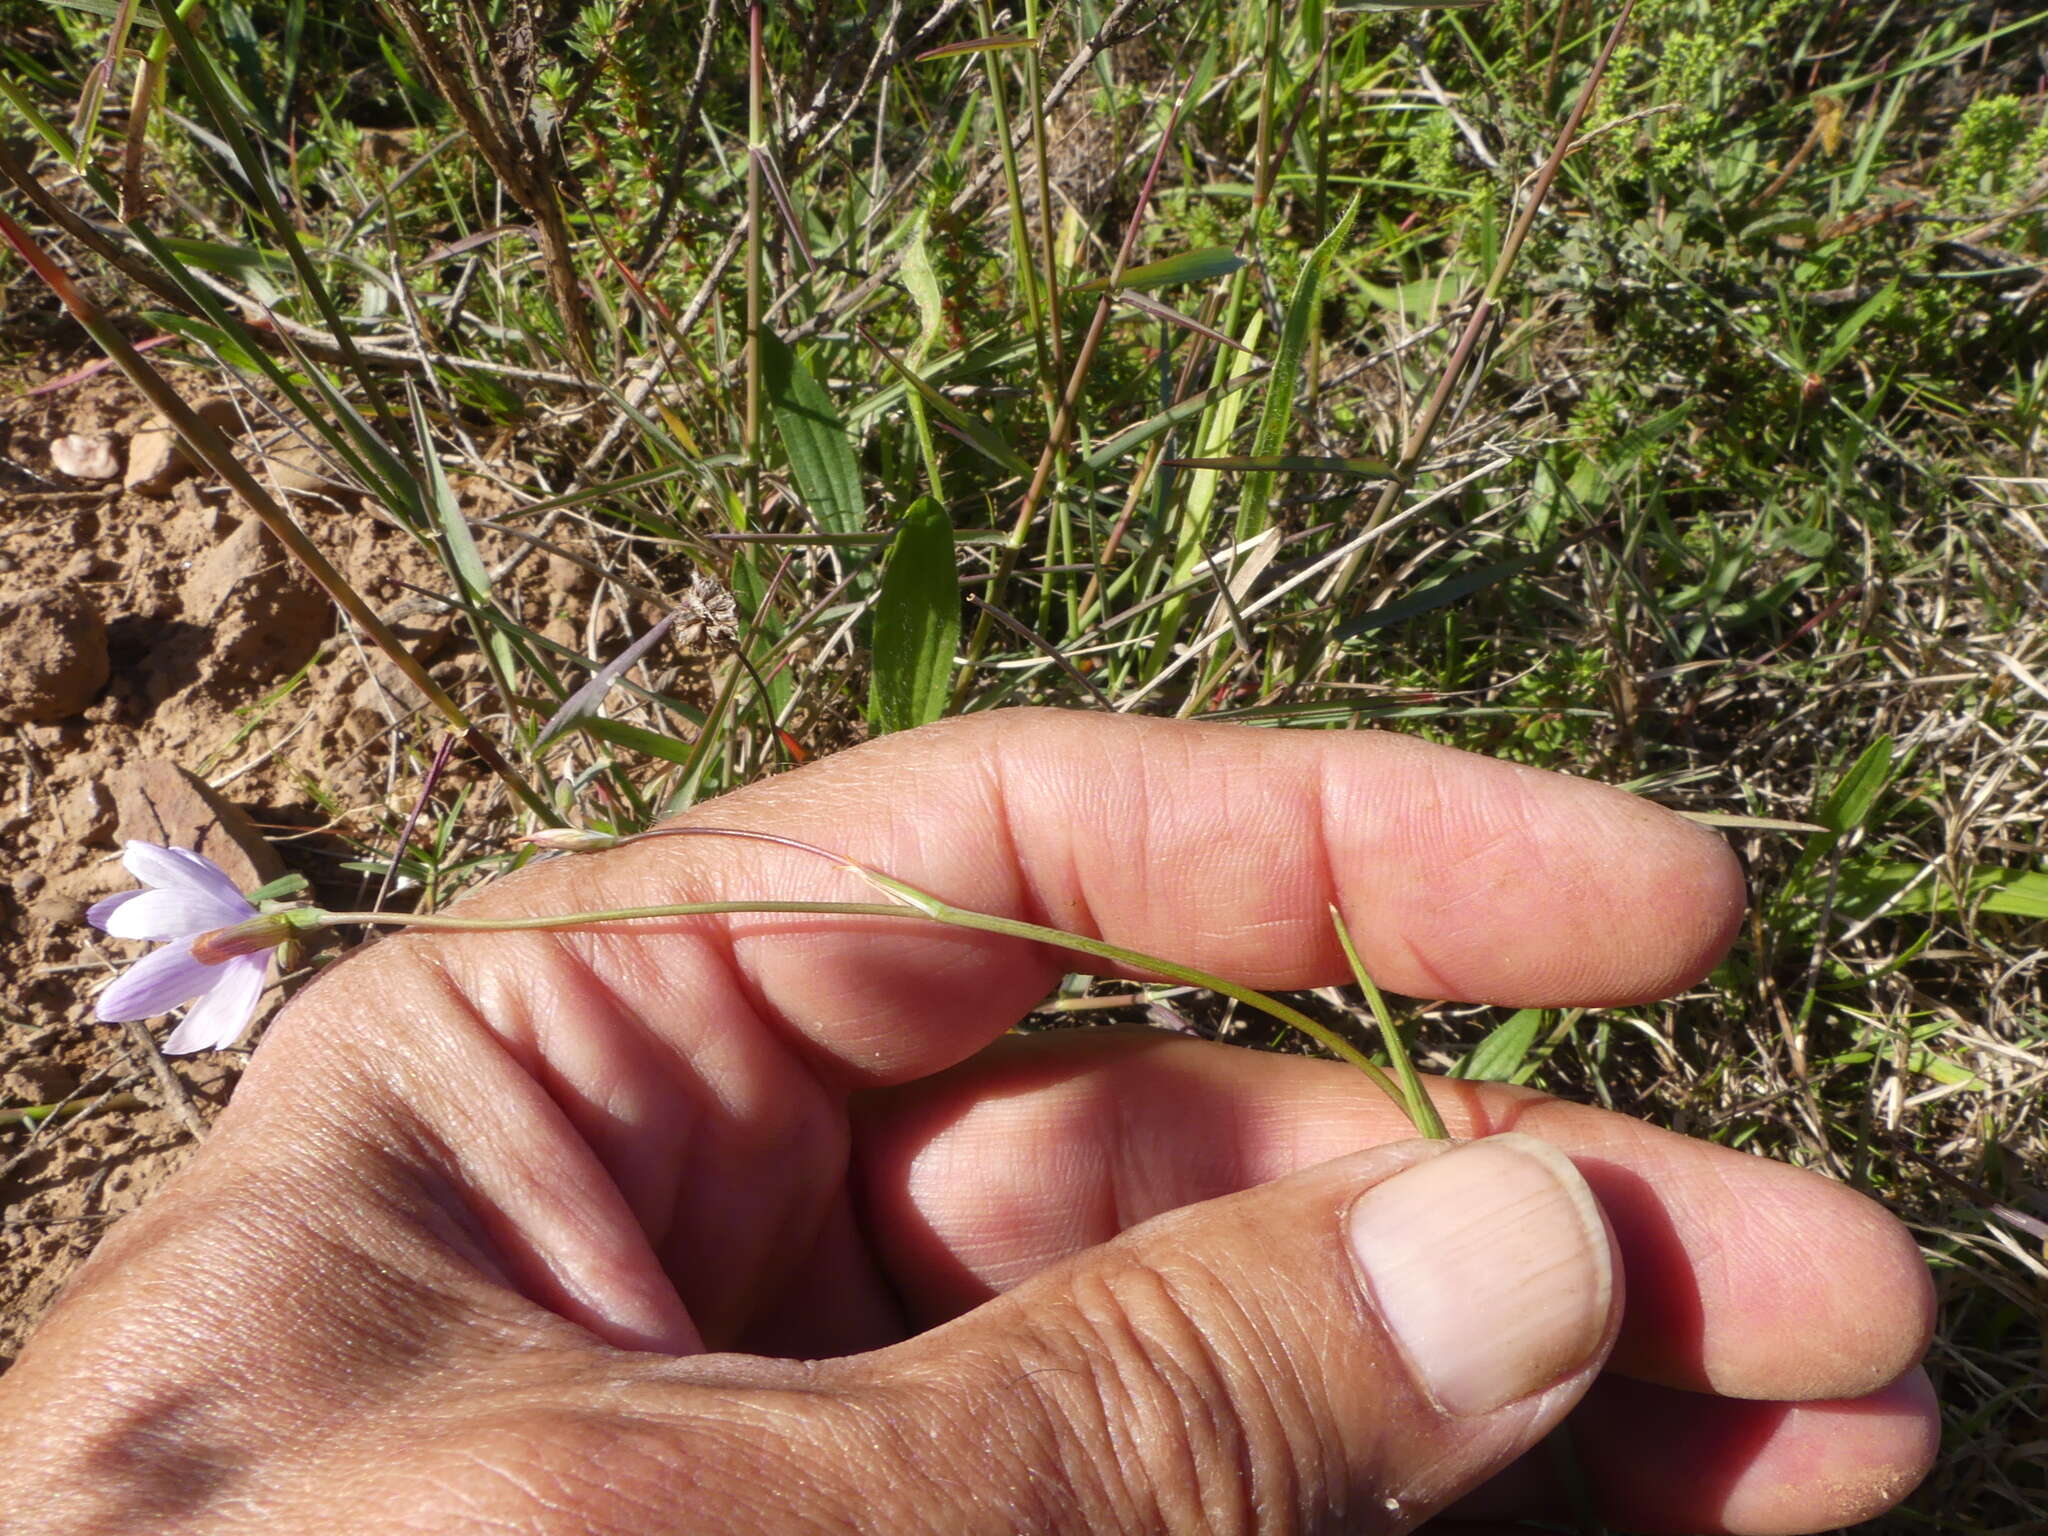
[851,1133,1619,1533]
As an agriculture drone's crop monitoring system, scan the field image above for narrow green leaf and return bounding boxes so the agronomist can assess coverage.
[1237,193,1360,541]
[580,716,696,766]
[1329,902,1447,1140]
[417,391,523,691]
[1082,370,1264,469]
[1453,1009,1546,1082]
[1905,1049,1987,1090]
[1817,736,1895,835]
[1338,552,1540,640]
[915,34,1033,61]
[869,497,959,734]
[1115,289,1257,353]
[155,235,292,277]
[1167,453,1392,475]
[761,330,864,537]
[141,310,265,371]
[1817,281,1899,373]
[1076,246,1245,292]
[866,329,1030,475]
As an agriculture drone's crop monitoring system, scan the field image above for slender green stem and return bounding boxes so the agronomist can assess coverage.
[978,0,1056,424]
[1328,904,1447,1139]
[1023,1,1065,381]
[311,871,1408,1113]
[0,1093,148,1129]
[743,0,765,532]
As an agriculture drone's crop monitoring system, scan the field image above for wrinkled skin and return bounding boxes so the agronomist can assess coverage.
[0,714,1938,1534]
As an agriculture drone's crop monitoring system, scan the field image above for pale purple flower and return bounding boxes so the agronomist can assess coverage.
[88,842,274,1054]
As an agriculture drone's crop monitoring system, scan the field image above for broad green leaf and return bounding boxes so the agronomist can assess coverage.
[43,0,163,23]
[1360,263,1472,319]
[1837,861,2048,920]
[1739,210,1821,244]
[1237,193,1360,541]
[761,330,864,537]
[1454,1010,1545,1082]
[1077,246,1245,292]
[901,218,946,362]
[869,497,959,733]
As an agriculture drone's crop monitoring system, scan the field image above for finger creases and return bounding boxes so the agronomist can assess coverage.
[846,1137,1620,1533]
[441,711,1747,1084]
[855,1032,1935,1408]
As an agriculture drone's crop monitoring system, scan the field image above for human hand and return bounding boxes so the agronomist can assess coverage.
[0,712,1936,1533]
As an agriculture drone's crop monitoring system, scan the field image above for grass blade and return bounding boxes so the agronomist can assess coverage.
[1077,246,1246,292]
[1236,193,1359,542]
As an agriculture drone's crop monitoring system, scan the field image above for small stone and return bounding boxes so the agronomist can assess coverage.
[49,432,121,481]
[26,889,91,928]
[62,779,115,842]
[256,442,358,508]
[545,552,595,595]
[0,586,110,722]
[110,761,284,893]
[342,702,390,746]
[193,395,247,438]
[184,520,331,681]
[124,429,191,498]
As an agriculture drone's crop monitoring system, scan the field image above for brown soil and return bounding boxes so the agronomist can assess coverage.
[0,351,586,1369]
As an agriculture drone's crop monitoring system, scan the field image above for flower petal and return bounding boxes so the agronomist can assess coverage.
[121,842,252,911]
[97,886,251,942]
[95,938,215,1021]
[161,956,267,1054]
[86,888,145,933]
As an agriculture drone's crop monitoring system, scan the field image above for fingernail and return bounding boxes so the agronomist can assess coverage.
[1346,1133,1611,1417]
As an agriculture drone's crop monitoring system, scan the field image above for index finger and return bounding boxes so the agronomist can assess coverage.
[437,709,1745,1085]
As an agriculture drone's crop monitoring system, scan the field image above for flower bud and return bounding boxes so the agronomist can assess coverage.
[189,912,298,965]
[516,828,624,853]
